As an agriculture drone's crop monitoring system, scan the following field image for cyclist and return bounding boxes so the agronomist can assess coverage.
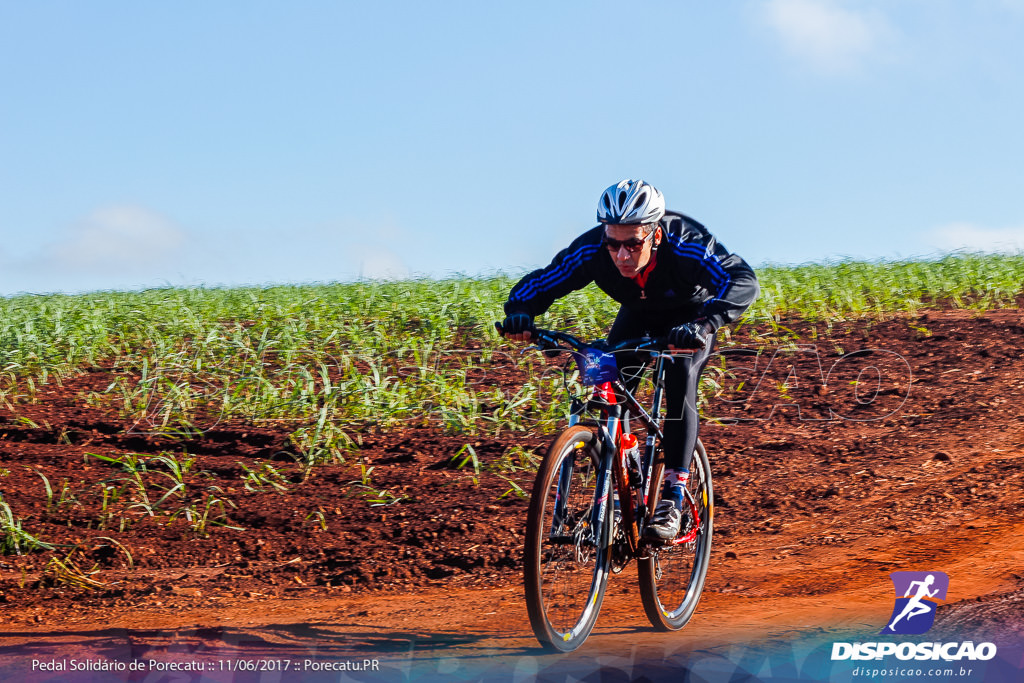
[500,179,759,540]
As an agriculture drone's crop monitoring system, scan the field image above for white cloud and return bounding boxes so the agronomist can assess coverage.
[348,244,411,280]
[0,208,418,296]
[0,205,193,296]
[758,0,894,74]
[929,222,1024,253]
[49,205,186,272]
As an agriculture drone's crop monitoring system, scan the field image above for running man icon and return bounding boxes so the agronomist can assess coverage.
[880,571,949,635]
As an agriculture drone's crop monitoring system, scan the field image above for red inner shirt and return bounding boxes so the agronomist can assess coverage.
[632,246,658,290]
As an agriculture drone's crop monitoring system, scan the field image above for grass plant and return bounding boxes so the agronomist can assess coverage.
[0,495,55,554]
[42,554,106,590]
[175,491,244,537]
[239,462,291,493]
[303,510,329,531]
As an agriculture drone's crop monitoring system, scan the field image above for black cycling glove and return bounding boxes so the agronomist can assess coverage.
[667,320,713,350]
[501,312,535,336]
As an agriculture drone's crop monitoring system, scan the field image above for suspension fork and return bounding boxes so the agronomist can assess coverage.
[551,448,575,534]
[588,401,622,544]
[551,396,616,537]
[552,387,622,540]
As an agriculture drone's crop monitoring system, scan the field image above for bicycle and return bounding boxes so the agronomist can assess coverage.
[502,325,714,652]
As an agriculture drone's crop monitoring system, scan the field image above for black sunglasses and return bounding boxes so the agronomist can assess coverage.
[602,230,655,253]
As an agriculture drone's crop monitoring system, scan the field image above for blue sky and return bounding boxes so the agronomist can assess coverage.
[2,1,1023,295]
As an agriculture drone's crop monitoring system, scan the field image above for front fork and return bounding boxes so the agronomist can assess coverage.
[550,452,614,548]
[551,397,616,543]
[590,406,621,545]
[560,396,620,547]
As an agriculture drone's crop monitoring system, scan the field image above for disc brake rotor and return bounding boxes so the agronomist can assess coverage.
[572,522,592,563]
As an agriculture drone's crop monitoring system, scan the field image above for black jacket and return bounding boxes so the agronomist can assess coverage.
[504,211,759,331]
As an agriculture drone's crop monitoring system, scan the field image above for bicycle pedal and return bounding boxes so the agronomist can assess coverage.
[641,534,671,548]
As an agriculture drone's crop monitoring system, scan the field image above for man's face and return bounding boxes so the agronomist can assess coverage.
[603,223,660,278]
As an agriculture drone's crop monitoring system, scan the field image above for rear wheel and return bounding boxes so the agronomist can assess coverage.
[637,438,713,630]
[524,425,612,651]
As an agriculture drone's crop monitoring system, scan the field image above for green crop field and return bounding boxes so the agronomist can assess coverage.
[1,251,1022,589]
[0,252,1022,461]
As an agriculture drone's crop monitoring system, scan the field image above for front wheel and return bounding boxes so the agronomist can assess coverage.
[523,425,612,652]
[637,438,714,631]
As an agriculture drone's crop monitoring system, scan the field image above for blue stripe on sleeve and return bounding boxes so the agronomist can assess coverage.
[668,236,731,296]
[510,243,601,302]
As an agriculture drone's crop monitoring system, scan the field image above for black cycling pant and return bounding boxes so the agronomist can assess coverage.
[606,306,715,472]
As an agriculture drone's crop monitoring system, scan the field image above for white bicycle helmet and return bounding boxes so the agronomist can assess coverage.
[597,179,666,225]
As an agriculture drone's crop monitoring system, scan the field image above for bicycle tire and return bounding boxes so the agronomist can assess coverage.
[637,437,713,631]
[523,425,613,652]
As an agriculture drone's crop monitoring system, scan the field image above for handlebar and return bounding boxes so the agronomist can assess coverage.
[494,322,667,355]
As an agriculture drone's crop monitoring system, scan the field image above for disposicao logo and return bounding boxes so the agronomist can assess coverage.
[831,571,998,663]
[880,571,949,635]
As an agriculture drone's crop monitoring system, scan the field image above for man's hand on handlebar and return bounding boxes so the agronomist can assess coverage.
[498,312,535,343]
[666,320,713,353]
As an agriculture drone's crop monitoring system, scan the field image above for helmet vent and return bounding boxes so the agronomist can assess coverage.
[617,191,627,209]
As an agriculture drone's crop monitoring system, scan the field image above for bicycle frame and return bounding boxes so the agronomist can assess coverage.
[562,346,699,556]
[517,324,715,648]
[573,360,667,556]
[608,362,704,548]
[522,326,703,556]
